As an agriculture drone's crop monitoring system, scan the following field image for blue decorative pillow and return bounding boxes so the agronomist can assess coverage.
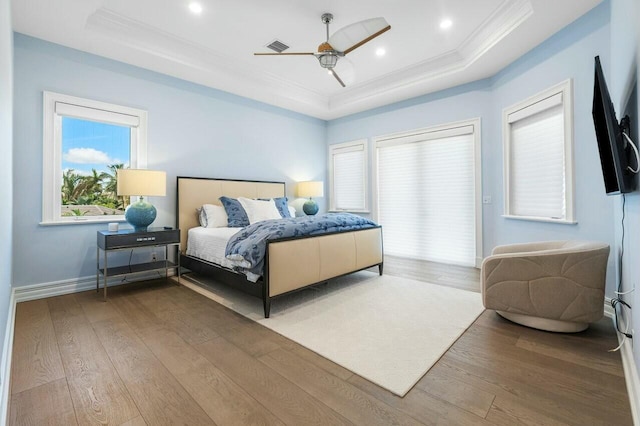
[272,197,290,218]
[219,196,250,227]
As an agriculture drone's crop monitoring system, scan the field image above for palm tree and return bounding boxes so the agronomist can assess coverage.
[61,167,126,212]
[103,163,128,209]
[61,169,84,205]
[71,169,108,204]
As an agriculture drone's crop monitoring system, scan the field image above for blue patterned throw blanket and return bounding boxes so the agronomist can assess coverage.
[225,213,378,276]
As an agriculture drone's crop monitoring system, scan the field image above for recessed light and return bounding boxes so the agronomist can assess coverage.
[189,2,203,14]
[376,48,386,57]
[440,18,452,30]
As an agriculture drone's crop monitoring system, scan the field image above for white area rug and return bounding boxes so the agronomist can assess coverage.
[183,270,484,396]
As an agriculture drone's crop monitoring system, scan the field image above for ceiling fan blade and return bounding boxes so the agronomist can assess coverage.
[330,70,346,87]
[328,17,390,55]
[254,52,315,56]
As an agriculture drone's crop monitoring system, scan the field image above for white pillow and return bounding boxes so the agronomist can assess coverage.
[288,205,296,217]
[238,197,282,224]
[201,204,228,228]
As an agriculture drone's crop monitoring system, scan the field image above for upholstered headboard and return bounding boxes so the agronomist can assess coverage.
[176,177,286,252]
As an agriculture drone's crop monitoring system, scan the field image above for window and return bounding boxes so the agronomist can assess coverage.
[503,80,574,223]
[42,92,148,225]
[374,119,482,267]
[329,139,368,212]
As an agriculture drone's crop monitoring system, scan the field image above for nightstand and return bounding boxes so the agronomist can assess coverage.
[96,227,180,300]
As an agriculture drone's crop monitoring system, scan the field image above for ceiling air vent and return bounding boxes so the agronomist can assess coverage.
[266,39,289,53]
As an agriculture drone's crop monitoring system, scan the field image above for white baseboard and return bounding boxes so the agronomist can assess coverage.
[14,270,176,303]
[618,332,640,426]
[607,297,640,426]
[0,289,16,426]
[605,296,614,318]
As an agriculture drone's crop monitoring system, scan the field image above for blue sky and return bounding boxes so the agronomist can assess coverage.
[62,117,130,176]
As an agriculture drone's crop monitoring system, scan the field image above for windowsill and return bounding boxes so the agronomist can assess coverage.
[40,217,127,226]
[502,214,577,225]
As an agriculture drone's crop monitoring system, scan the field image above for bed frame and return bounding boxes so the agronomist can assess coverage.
[176,176,384,317]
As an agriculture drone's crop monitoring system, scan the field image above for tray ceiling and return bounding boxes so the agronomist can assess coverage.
[12,0,603,119]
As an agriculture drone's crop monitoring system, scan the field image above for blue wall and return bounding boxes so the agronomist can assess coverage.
[327,2,616,295]
[489,3,613,269]
[0,0,13,380]
[12,34,327,287]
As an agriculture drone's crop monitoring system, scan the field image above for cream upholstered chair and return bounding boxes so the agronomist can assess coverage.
[481,241,610,332]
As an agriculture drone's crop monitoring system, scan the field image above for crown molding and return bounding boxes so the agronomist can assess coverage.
[84,2,533,120]
[327,0,534,118]
[458,0,534,63]
[86,8,331,117]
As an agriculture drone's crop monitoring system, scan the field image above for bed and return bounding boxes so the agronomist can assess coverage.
[176,176,384,317]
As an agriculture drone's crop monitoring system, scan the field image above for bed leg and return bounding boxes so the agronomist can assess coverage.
[378,263,384,276]
[263,297,271,318]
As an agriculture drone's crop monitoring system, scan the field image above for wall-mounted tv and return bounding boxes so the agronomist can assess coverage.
[592,55,637,195]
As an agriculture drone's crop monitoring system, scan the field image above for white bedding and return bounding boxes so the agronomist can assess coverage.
[186,227,261,282]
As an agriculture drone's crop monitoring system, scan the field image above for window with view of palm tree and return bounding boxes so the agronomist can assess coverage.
[43,92,147,224]
[60,117,131,217]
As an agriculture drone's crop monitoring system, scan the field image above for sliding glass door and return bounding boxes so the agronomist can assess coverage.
[375,120,481,267]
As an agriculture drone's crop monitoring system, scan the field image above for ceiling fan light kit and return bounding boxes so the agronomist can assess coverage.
[318,53,338,69]
[254,12,390,88]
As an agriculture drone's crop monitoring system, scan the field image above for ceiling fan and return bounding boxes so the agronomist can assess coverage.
[254,13,391,87]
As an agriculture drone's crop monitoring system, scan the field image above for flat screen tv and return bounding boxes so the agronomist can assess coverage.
[592,55,637,195]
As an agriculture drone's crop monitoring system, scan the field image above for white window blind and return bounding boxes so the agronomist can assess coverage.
[376,126,476,266]
[330,140,367,211]
[503,80,573,222]
[509,104,565,218]
[507,92,562,124]
[55,101,140,127]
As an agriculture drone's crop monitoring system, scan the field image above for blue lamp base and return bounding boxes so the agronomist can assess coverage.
[125,198,157,232]
[303,198,319,215]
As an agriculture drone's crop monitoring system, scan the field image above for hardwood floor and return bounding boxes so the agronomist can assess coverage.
[383,255,481,292]
[8,257,633,425]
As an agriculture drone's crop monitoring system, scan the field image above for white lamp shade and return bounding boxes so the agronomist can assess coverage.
[297,181,324,198]
[117,169,166,196]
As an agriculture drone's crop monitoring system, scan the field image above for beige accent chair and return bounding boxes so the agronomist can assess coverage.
[481,241,610,332]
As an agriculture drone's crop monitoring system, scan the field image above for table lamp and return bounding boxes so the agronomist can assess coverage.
[297,181,324,215]
[117,169,166,232]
